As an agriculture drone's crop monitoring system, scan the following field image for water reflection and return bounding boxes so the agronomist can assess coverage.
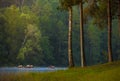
[0,67,67,73]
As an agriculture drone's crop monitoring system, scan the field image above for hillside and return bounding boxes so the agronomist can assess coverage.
[0,61,120,81]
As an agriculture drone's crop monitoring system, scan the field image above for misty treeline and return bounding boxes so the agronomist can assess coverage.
[0,0,120,67]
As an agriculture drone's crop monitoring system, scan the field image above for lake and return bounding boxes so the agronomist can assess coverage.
[0,67,67,73]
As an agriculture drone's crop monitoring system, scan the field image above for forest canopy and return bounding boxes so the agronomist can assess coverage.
[0,0,120,67]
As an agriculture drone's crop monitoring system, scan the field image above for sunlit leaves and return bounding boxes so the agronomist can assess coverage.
[17,16,41,61]
[0,5,41,63]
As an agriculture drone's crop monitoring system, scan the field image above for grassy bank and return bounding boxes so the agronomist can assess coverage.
[0,61,120,81]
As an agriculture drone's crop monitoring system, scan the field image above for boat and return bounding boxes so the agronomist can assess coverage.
[48,65,55,69]
[18,65,33,68]
[17,65,23,68]
[25,65,33,68]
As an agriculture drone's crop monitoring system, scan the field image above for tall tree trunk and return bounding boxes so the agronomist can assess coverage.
[18,0,24,12]
[68,6,74,68]
[107,0,112,62]
[79,1,86,67]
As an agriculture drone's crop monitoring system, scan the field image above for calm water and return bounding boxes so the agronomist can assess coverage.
[0,67,67,73]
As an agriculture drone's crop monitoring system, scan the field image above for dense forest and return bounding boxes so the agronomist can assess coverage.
[0,0,120,67]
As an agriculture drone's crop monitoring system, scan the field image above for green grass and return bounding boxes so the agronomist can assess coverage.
[0,61,120,81]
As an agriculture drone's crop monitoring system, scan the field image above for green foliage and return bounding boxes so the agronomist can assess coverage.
[1,5,26,65]
[17,10,41,64]
[59,0,81,10]
[0,0,120,67]
[87,20,101,65]
[112,19,120,60]
[0,4,42,66]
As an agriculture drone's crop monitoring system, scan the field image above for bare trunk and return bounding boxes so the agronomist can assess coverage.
[79,1,85,67]
[68,7,74,68]
[107,0,112,62]
[19,0,24,12]
[22,35,27,46]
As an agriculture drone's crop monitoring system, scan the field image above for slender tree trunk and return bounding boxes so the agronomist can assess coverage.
[107,0,112,62]
[22,35,27,46]
[79,1,86,67]
[68,6,74,68]
[19,0,24,12]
